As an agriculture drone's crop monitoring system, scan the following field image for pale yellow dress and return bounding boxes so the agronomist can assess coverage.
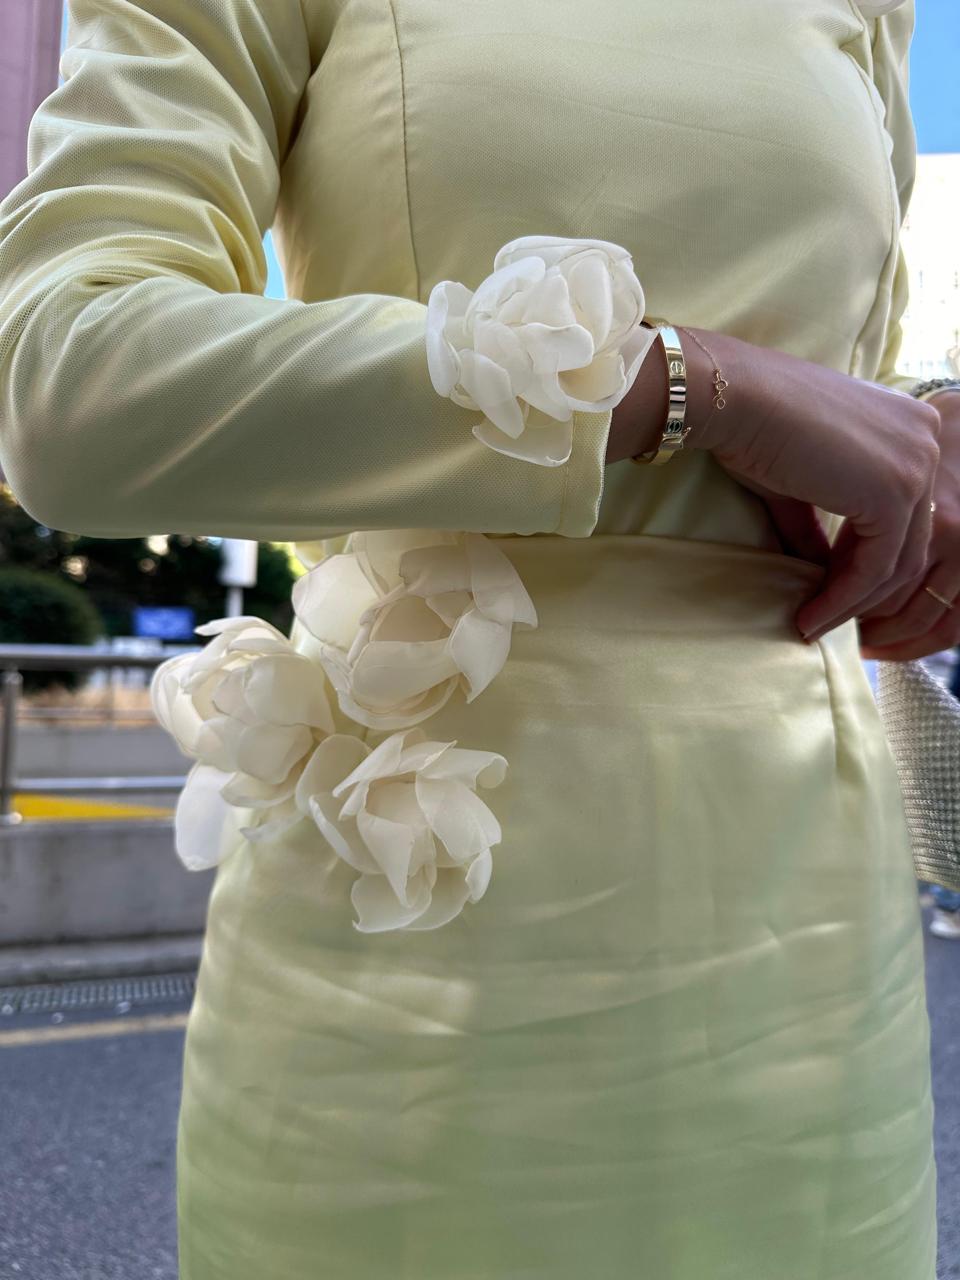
[0,1,937,1277]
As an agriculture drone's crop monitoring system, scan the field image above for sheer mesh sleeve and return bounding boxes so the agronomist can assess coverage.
[0,0,612,540]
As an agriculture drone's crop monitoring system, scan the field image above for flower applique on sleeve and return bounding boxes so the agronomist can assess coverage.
[426,235,660,467]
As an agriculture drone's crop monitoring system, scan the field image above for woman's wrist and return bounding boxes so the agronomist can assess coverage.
[606,324,670,463]
[607,322,751,464]
[608,323,745,462]
[677,327,749,453]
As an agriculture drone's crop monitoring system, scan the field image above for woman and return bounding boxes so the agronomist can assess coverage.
[0,1,956,1275]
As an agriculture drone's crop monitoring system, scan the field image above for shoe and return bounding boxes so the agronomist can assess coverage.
[928,907,960,939]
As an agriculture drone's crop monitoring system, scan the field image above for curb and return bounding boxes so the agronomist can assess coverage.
[0,933,204,987]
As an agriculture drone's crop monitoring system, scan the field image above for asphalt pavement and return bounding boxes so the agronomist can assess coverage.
[0,903,957,1280]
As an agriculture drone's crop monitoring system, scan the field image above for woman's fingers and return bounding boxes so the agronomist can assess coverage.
[860,596,960,661]
[859,560,960,650]
[759,494,832,566]
[840,482,936,619]
[795,513,910,641]
[797,458,937,642]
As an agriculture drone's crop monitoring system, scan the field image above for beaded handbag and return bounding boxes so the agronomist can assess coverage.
[875,657,960,891]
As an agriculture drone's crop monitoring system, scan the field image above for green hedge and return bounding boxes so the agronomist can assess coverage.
[0,568,103,693]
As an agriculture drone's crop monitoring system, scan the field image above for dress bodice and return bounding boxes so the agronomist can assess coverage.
[278,0,915,552]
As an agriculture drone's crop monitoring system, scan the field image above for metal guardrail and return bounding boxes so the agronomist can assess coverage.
[0,644,198,827]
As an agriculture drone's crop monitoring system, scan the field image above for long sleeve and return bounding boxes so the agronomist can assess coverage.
[0,0,612,542]
[868,1,921,396]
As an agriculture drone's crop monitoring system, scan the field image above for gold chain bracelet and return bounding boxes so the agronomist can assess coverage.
[675,325,729,440]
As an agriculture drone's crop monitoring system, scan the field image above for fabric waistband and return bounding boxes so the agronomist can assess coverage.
[486,532,828,642]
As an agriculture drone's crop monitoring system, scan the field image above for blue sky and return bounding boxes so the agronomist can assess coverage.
[60,1,958,300]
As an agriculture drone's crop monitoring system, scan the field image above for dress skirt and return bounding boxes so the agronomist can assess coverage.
[176,532,937,1280]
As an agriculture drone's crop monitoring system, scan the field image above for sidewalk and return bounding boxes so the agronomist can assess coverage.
[0,933,203,987]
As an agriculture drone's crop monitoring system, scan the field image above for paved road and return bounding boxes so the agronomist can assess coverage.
[0,904,957,1280]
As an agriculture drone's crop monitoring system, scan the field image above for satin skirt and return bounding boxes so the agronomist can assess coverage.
[176,532,937,1280]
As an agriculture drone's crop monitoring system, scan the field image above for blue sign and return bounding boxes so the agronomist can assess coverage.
[133,606,196,641]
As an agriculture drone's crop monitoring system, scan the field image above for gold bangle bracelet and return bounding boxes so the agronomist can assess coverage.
[631,324,691,467]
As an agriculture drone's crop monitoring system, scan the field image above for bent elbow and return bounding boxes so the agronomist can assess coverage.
[0,396,144,538]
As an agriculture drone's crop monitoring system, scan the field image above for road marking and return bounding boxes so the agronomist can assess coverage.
[0,1011,189,1048]
[13,794,174,821]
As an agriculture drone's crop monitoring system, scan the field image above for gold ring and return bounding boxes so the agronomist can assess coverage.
[924,584,956,609]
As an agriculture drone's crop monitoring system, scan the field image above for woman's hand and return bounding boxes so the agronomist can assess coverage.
[856,390,960,661]
[664,328,943,645]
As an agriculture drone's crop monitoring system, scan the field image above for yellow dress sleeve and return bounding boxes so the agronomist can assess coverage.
[0,0,612,541]
[868,1,920,395]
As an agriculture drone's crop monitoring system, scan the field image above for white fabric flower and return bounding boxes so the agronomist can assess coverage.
[295,728,508,933]
[425,234,660,466]
[150,615,336,864]
[291,530,537,731]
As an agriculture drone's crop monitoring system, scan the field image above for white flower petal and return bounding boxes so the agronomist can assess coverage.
[457,348,526,437]
[394,736,456,778]
[295,734,370,811]
[220,757,303,808]
[425,280,472,396]
[398,544,471,598]
[464,850,493,901]
[472,416,573,467]
[467,255,545,320]
[423,591,472,630]
[415,777,502,862]
[493,235,632,273]
[332,680,457,732]
[519,321,595,375]
[150,656,205,756]
[356,806,431,903]
[472,318,531,376]
[239,796,305,844]
[235,722,313,786]
[350,637,459,710]
[419,746,508,789]
[350,870,433,933]
[173,763,235,871]
[566,252,614,347]
[308,794,379,873]
[332,731,409,799]
[353,529,460,595]
[564,322,659,413]
[402,866,473,931]
[194,714,242,773]
[292,554,379,649]
[465,534,538,628]
[559,350,627,406]
[193,615,287,643]
[292,535,351,572]
[233,653,335,732]
[515,373,575,422]
[514,271,578,328]
[448,611,511,700]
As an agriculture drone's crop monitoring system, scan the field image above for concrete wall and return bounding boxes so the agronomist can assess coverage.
[16,723,189,780]
[0,820,214,945]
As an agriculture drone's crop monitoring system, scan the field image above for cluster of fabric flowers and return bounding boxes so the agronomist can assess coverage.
[150,530,537,934]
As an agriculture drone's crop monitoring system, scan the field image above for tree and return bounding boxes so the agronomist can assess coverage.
[0,486,297,637]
